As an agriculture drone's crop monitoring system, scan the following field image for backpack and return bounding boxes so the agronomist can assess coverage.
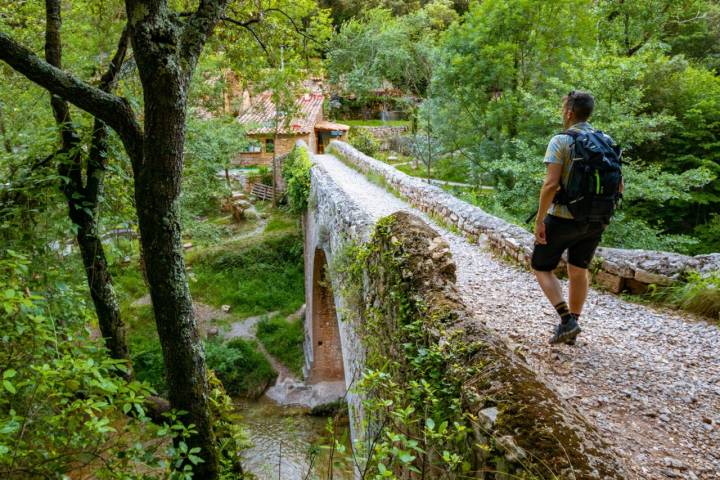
[554,129,623,223]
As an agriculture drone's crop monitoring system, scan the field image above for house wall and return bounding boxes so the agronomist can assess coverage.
[232,133,310,166]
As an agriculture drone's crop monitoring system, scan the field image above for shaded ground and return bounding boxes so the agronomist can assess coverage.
[316,153,720,480]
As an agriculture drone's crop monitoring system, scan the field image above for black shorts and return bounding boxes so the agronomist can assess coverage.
[531,215,606,271]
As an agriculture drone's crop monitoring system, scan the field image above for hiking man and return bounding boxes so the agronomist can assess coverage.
[531,91,623,345]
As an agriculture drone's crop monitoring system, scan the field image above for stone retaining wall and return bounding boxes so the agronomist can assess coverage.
[358,125,408,139]
[357,125,408,150]
[328,140,720,293]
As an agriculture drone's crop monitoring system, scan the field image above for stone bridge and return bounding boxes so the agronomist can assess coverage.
[297,141,720,479]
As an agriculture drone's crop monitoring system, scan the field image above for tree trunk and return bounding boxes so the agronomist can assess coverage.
[131,15,219,471]
[134,91,219,480]
[44,0,130,367]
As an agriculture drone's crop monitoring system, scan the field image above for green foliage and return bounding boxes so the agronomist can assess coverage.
[348,127,381,156]
[256,316,306,377]
[182,116,247,219]
[189,229,305,317]
[339,119,411,127]
[326,3,457,99]
[282,145,313,213]
[421,0,720,253]
[265,208,299,232]
[205,338,277,398]
[0,250,190,479]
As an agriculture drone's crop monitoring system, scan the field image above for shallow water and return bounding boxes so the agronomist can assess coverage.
[236,396,353,480]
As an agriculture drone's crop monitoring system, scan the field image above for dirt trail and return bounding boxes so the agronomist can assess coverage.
[316,152,720,480]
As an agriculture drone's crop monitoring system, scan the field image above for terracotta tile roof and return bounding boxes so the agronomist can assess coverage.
[236,90,324,135]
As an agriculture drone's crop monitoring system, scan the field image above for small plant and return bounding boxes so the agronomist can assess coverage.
[667,270,720,321]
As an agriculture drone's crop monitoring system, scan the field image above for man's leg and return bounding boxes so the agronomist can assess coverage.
[567,264,590,316]
[534,270,564,307]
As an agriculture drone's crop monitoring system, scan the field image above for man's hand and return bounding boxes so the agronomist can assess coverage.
[535,221,547,245]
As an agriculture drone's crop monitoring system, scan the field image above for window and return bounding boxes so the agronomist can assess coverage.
[240,140,262,153]
[265,138,275,153]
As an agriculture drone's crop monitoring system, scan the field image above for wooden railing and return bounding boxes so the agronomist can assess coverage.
[251,182,274,201]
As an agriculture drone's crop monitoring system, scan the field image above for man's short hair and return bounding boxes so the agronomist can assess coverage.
[564,90,594,121]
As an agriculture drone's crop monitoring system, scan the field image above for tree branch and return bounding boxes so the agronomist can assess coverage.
[0,32,143,162]
[222,17,272,63]
[181,0,232,69]
[264,8,323,46]
[45,0,82,192]
[86,27,131,204]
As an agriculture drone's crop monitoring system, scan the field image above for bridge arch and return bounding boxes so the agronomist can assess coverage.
[307,248,345,383]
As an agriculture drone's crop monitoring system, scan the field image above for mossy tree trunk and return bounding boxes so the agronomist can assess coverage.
[44,0,130,366]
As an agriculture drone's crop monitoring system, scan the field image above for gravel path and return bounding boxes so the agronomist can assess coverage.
[316,154,720,480]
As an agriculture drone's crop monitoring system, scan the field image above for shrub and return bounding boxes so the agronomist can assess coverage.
[348,127,380,156]
[205,338,277,398]
[256,316,305,377]
[282,146,312,213]
[0,251,183,478]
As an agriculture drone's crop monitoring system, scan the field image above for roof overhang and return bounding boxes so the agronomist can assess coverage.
[314,121,350,132]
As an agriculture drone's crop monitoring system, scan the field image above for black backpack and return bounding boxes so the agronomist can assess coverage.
[554,129,623,223]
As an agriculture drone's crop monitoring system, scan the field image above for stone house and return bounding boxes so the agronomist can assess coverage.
[234,88,349,166]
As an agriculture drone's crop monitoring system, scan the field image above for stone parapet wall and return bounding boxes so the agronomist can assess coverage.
[328,140,720,293]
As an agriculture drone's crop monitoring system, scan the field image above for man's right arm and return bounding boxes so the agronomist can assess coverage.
[534,135,565,244]
[534,163,562,244]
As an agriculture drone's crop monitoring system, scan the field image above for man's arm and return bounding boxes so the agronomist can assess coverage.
[534,163,563,244]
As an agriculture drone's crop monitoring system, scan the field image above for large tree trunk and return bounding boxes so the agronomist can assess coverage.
[128,5,220,476]
[44,0,130,367]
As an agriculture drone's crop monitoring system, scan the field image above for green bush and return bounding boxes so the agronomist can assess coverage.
[282,146,312,213]
[348,127,380,156]
[205,338,277,398]
[0,251,183,478]
[256,316,306,377]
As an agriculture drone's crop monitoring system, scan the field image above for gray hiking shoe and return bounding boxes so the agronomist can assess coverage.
[549,315,581,345]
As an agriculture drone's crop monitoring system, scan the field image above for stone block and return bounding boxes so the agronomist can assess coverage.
[625,277,649,294]
[634,268,674,286]
[600,259,634,277]
[595,271,625,293]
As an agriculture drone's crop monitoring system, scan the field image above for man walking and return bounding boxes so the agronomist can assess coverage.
[531,91,623,345]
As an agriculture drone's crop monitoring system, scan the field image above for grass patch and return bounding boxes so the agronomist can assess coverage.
[126,304,166,394]
[113,266,147,305]
[338,119,410,127]
[256,316,305,377]
[205,337,277,398]
[648,271,720,322]
[189,228,305,317]
[265,208,298,233]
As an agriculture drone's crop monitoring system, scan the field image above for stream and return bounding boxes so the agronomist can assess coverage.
[236,396,353,479]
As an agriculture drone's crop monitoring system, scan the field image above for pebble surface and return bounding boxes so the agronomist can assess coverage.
[316,153,720,480]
